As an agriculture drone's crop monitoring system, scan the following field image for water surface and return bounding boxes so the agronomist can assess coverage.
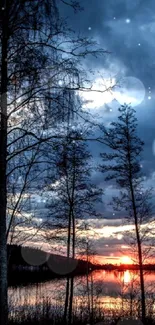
[9,270,155,319]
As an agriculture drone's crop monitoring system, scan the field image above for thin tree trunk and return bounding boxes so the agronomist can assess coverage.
[90,270,94,325]
[64,277,70,324]
[126,116,146,324]
[64,210,72,323]
[72,212,75,259]
[86,241,91,321]
[129,175,146,323]
[135,213,146,323]
[71,150,76,260]
[67,210,71,259]
[0,3,8,324]
[68,276,74,325]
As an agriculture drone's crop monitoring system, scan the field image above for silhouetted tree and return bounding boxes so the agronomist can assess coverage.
[0,1,109,322]
[100,104,153,324]
[45,126,102,325]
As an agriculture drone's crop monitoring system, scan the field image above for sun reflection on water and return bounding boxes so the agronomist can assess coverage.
[8,270,155,320]
[123,270,131,284]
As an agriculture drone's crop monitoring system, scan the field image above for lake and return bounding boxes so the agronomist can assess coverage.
[8,270,155,321]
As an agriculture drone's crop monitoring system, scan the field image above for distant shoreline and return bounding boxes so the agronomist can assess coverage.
[8,244,155,286]
[91,263,155,271]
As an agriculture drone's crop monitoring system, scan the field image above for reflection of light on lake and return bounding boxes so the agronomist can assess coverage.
[97,296,126,310]
[8,270,155,320]
[124,270,131,284]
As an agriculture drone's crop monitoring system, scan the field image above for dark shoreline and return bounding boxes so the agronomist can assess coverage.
[93,264,155,271]
[8,244,155,287]
[8,263,155,287]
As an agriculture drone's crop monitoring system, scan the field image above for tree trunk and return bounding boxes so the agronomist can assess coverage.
[72,212,75,259]
[90,271,94,325]
[64,210,72,324]
[0,3,8,324]
[86,241,91,322]
[64,277,70,324]
[68,277,74,325]
[130,182,146,323]
[126,117,146,324]
[135,219,146,323]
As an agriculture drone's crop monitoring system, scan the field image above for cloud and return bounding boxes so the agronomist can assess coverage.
[12,1,155,262]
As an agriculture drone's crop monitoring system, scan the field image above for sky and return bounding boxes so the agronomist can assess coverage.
[55,0,155,264]
[17,0,155,265]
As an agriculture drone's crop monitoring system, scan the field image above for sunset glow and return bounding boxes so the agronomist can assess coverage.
[120,256,132,264]
[2,0,155,324]
[123,270,131,283]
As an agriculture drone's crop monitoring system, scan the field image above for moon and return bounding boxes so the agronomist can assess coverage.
[113,76,145,107]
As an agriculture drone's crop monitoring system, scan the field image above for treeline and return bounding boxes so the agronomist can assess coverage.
[8,244,94,286]
[94,263,155,271]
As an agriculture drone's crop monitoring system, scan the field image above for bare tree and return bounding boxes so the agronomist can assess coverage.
[44,122,103,325]
[0,0,111,322]
[99,104,153,324]
[46,128,103,257]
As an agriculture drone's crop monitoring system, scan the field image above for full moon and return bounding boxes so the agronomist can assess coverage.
[81,76,145,110]
[114,76,145,107]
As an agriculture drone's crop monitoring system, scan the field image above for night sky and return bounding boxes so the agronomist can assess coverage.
[25,0,155,263]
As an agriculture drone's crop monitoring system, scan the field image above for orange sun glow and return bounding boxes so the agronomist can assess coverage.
[120,256,132,264]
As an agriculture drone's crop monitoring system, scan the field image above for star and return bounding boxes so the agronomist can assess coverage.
[125,18,131,24]
[113,17,116,20]
[138,43,141,46]
[88,27,91,30]
[148,96,151,100]
[58,80,63,86]
[110,108,113,112]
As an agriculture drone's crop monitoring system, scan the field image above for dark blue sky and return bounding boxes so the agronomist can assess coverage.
[24,0,155,263]
[59,0,155,262]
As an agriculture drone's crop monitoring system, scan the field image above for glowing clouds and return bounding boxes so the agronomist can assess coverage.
[81,76,145,110]
[81,77,116,109]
